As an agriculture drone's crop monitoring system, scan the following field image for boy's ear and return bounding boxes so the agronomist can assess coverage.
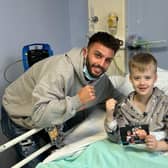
[155,73,158,82]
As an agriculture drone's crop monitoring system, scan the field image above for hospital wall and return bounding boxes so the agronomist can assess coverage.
[1,0,168,167]
[127,0,168,69]
[1,0,168,116]
[0,0,88,118]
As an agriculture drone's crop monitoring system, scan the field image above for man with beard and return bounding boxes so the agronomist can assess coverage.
[1,32,124,167]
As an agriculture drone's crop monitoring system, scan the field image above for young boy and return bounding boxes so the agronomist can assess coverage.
[105,52,168,151]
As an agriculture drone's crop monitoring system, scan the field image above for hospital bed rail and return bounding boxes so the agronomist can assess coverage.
[0,128,53,168]
[0,109,106,167]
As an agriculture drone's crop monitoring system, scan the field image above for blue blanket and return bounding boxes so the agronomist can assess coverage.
[37,139,168,168]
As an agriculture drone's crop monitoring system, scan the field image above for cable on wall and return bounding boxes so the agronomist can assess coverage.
[3,59,22,83]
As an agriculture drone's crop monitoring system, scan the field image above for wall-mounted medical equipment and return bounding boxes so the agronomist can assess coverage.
[107,13,119,35]
[125,34,167,72]
[3,43,54,83]
[87,0,126,76]
[22,43,53,71]
[126,34,167,51]
[89,15,99,24]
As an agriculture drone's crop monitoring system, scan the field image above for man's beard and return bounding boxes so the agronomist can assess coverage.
[85,58,106,78]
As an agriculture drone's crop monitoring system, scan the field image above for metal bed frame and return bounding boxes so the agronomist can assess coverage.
[0,109,106,168]
[0,128,52,168]
[0,128,106,168]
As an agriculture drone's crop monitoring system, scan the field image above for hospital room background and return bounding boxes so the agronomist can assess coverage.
[1,0,168,167]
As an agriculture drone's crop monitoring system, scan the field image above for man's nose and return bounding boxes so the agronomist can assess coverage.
[99,59,106,67]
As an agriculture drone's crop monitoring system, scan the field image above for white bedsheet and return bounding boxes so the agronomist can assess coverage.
[43,109,106,163]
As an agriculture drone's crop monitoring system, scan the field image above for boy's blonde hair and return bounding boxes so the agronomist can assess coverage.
[129,53,157,74]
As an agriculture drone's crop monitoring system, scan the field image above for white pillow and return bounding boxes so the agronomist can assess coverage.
[109,67,168,96]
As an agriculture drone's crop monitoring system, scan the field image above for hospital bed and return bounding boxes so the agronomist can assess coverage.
[0,108,106,168]
[1,67,168,168]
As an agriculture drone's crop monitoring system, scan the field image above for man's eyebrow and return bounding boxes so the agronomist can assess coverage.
[94,50,103,56]
[94,50,101,54]
[94,50,105,55]
[94,50,113,59]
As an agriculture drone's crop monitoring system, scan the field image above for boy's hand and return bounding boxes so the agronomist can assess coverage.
[145,135,158,150]
[106,98,117,112]
[106,98,117,122]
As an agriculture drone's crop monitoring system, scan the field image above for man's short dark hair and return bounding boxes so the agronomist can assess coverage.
[87,32,123,54]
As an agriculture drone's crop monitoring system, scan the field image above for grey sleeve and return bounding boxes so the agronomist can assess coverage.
[104,104,129,143]
[104,117,120,143]
[31,74,83,128]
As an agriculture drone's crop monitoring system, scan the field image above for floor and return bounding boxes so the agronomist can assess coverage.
[0,124,18,168]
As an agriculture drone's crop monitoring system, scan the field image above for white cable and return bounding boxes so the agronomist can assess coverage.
[3,59,22,83]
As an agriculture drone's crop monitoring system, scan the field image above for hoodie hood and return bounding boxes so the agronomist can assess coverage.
[65,48,87,84]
